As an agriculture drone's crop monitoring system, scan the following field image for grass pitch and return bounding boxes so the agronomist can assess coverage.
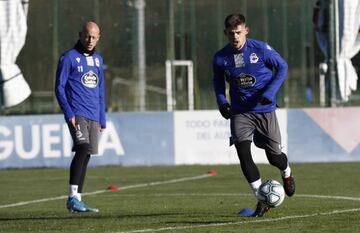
[0,163,360,233]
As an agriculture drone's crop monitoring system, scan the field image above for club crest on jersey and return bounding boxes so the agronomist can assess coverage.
[234,53,245,67]
[81,70,98,88]
[95,57,100,67]
[250,53,259,63]
[234,73,256,87]
[76,57,81,63]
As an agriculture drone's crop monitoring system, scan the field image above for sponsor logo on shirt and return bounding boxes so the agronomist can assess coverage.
[234,73,256,87]
[81,70,98,88]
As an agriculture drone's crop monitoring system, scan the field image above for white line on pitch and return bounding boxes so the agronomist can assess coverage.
[296,194,360,202]
[0,173,214,209]
[102,193,360,202]
[115,208,360,233]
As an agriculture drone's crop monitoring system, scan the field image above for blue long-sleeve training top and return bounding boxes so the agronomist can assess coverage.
[212,38,288,113]
[55,44,106,128]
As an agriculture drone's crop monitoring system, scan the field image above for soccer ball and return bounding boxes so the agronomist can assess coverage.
[257,179,285,208]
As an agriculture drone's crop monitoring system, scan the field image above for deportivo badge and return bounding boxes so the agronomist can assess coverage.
[250,53,259,63]
[95,57,100,67]
[81,70,98,88]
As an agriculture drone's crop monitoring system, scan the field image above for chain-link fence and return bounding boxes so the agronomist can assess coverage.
[4,0,360,114]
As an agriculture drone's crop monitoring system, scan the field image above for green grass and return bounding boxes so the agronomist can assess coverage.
[1,163,360,233]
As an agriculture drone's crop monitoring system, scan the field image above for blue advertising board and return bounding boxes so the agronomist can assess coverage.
[1,108,360,169]
[0,112,174,168]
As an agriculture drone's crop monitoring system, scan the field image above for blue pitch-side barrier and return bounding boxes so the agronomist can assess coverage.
[0,108,360,169]
[0,112,174,169]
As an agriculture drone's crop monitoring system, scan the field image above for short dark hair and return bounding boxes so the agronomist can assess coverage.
[224,14,246,28]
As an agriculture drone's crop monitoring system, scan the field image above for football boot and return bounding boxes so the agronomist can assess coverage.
[251,201,271,217]
[66,196,87,212]
[282,175,295,197]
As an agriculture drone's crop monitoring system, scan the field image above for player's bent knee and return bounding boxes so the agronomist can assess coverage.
[266,151,287,169]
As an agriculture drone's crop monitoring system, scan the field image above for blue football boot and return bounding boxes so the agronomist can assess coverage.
[66,196,87,212]
[82,202,99,213]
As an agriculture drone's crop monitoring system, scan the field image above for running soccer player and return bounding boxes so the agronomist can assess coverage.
[212,14,295,217]
[55,21,106,213]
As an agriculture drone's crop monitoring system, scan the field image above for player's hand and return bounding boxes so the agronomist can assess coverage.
[219,103,232,119]
[259,97,272,105]
[68,117,76,128]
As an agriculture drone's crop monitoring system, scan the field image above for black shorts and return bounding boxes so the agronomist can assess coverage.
[67,115,100,154]
[230,111,283,154]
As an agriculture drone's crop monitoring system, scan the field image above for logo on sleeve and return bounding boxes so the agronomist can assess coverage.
[81,70,98,88]
[234,73,256,87]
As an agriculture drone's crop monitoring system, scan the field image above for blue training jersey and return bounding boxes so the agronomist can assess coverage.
[212,38,288,113]
[55,45,106,128]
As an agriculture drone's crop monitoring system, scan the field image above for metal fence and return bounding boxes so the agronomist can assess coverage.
[4,0,360,114]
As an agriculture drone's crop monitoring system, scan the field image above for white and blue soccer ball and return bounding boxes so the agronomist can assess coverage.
[257,179,285,208]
